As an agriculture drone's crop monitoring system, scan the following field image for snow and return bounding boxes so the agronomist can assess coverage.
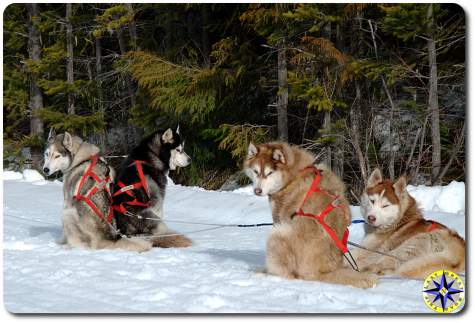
[3,175,465,313]
[2,169,46,184]
[2,171,24,181]
[407,181,465,214]
[22,169,45,182]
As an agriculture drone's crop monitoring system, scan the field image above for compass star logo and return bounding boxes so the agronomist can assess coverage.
[423,270,464,313]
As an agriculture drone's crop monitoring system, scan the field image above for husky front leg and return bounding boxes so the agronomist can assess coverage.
[61,208,89,249]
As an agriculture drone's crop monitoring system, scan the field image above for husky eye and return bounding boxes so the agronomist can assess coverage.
[382,204,390,208]
[267,171,273,176]
[253,169,259,175]
[55,155,60,159]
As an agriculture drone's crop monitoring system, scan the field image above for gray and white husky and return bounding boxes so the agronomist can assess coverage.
[43,129,152,252]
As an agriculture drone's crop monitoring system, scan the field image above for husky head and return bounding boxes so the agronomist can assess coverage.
[42,129,76,176]
[361,168,410,230]
[150,126,191,171]
[243,142,292,196]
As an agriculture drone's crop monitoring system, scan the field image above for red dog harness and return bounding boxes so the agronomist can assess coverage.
[293,166,358,270]
[112,160,151,216]
[426,221,441,232]
[73,155,114,223]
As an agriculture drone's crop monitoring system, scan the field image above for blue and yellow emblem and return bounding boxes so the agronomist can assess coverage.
[422,270,464,313]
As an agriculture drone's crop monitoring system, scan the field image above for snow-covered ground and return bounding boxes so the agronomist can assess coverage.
[3,171,465,313]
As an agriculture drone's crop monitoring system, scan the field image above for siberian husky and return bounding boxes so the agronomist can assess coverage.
[43,130,152,252]
[353,168,465,279]
[244,142,378,288]
[112,127,193,248]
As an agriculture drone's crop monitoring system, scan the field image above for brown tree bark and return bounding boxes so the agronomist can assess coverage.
[95,36,106,152]
[323,110,332,167]
[117,27,136,108]
[125,3,139,51]
[277,47,289,142]
[427,3,441,184]
[26,3,44,170]
[66,3,75,114]
[351,83,368,182]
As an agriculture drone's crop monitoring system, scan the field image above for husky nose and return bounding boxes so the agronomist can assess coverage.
[254,188,262,195]
[43,167,50,174]
[367,215,376,223]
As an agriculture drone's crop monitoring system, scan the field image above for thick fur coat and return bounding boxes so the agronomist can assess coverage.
[44,131,151,252]
[113,128,192,248]
[353,168,465,279]
[244,142,378,288]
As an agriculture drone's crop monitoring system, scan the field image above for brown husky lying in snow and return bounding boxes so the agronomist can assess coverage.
[244,142,378,288]
[352,168,465,279]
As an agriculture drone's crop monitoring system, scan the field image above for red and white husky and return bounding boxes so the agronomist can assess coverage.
[352,168,465,279]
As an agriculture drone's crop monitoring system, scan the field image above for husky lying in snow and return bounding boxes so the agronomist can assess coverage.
[244,142,378,288]
[112,127,193,248]
[43,130,152,252]
[351,168,465,279]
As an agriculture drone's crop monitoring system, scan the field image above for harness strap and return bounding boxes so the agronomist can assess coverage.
[135,160,149,196]
[112,160,152,218]
[294,166,357,269]
[426,221,440,232]
[73,155,114,223]
[75,155,98,197]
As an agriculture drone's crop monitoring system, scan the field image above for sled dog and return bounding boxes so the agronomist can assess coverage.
[353,168,465,279]
[43,130,152,252]
[244,142,378,288]
[112,127,193,248]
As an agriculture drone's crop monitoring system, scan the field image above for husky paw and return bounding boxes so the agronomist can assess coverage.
[254,267,268,276]
[355,274,379,289]
[55,235,67,245]
[126,237,153,253]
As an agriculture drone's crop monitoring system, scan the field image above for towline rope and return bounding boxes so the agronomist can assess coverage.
[6,212,398,262]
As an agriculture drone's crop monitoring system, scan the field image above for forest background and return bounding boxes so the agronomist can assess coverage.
[3,3,465,199]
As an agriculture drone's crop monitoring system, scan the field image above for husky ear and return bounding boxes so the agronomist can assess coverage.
[176,124,180,135]
[162,128,174,144]
[368,168,382,187]
[63,132,74,152]
[272,148,286,164]
[393,176,407,198]
[47,128,56,143]
[247,142,258,159]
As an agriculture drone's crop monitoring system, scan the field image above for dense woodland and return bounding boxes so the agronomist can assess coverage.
[3,3,465,197]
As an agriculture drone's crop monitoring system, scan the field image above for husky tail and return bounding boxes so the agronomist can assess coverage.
[150,231,193,248]
[148,222,192,248]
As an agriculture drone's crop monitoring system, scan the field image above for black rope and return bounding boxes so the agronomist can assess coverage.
[236,223,273,227]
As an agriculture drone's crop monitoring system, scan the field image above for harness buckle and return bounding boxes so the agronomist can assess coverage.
[120,184,135,193]
[331,198,340,208]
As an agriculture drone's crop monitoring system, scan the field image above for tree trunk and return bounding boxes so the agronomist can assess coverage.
[117,27,136,108]
[351,83,368,182]
[427,3,441,184]
[277,47,289,141]
[201,5,210,68]
[26,3,44,170]
[368,19,396,180]
[66,3,75,114]
[125,4,139,51]
[95,36,106,152]
[323,111,332,167]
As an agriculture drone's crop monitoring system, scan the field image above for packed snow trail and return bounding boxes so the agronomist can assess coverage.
[3,172,465,313]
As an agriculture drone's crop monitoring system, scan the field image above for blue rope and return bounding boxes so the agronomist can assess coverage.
[351,219,366,224]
